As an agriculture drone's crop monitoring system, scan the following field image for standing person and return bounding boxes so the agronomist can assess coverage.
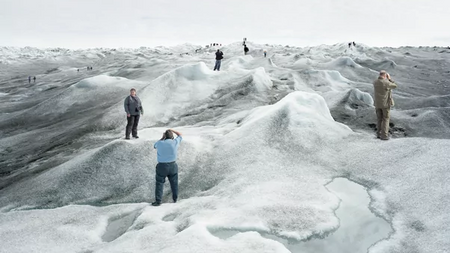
[28,76,31,83]
[264,50,267,57]
[33,76,36,83]
[124,88,143,139]
[373,70,397,140]
[152,129,183,206]
[244,45,249,55]
[214,49,224,71]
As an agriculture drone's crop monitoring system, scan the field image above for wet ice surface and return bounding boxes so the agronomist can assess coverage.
[209,178,392,253]
[295,178,392,252]
[0,43,449,253]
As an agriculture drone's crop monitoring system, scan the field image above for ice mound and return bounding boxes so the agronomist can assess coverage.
[162,92,354,242]
[0,140,154,210]
[300,70,351,94]
[322,57,363,69]
[24,75,142,118]
[293,58,314,69]
[123,62,273,126]
[235,91,352,142]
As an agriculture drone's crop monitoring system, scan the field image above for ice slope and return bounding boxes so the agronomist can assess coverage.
[0,42,449,253]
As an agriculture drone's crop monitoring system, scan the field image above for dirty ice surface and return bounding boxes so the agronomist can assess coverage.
[0,42,449,253]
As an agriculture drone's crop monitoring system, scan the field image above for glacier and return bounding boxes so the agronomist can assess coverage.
[0,42,449,253]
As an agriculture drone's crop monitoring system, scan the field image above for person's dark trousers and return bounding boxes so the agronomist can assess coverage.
[155,162,178,203]
[125,114,140,138]
[214,60,221,71]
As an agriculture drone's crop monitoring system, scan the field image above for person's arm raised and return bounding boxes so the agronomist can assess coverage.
[170,129,182,136]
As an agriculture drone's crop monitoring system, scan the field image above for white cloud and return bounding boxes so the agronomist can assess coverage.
[0,0,449,48]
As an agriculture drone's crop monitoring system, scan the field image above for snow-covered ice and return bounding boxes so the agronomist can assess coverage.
[0,42,449,253]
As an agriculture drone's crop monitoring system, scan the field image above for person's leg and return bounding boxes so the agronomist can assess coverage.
[125,116,134,138]
[132,115,140,137]
[154,163,167,203]
[381,108,391,140]
[376,108,383,138]
[213,60,218,71]
[217,60,221,71]
[167,163,179,202]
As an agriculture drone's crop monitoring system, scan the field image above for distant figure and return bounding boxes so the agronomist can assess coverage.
[77,69,79,72]
[152,129,183,206]
[28,76,31,83]
[353,41,356,47]
[33,76,36,83]
[373,70,397,140]
[220,44,222,46]
[124,88,143,140]
[244,45,249,55]
[348,42,352,48]
[214,49,224,71]
[264,50,267,57]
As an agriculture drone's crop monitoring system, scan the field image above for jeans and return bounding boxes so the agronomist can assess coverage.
[155,162,178,203]
[125,114,140,138]
[214,60,221,71]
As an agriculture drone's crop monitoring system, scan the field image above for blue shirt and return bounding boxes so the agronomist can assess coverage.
[154,136,182,163]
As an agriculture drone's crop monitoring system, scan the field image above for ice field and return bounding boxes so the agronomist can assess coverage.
[0,42,449,253]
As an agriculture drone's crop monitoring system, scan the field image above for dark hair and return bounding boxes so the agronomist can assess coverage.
[162,130,174,140]
[130,88,136,92]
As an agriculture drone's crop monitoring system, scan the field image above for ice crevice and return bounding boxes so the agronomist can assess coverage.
[101,208,144,242]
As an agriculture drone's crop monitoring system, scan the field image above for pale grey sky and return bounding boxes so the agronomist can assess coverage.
[1,0,449,49]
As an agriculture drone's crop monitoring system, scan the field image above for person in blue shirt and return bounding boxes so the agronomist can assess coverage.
[152,129,183,206]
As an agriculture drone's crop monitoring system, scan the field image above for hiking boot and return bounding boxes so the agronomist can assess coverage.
[173,199,177,203]
[133,136,139,139]
[125,137,130,140]
[151,202,161,206]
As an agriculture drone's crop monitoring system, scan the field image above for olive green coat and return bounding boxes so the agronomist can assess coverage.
[373,77,397,108]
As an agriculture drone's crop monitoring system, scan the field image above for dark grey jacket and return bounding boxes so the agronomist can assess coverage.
[124,95,143,115]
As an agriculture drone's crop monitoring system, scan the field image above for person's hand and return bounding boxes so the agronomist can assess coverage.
[127,114,130,117]
[386,73,391,79]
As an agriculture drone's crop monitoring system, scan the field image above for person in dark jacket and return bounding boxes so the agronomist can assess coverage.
[244,45,249,55]
[33,76,36,83]
[124,88,143,139]
[152,129,183,206]
[214,49,224,71]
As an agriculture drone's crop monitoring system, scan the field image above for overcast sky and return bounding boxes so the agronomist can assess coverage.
[1,0,449,49]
